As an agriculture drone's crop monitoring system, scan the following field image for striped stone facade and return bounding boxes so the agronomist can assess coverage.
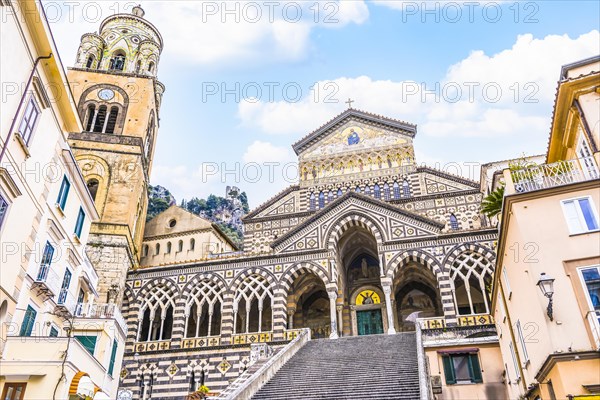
[119,110,499,399]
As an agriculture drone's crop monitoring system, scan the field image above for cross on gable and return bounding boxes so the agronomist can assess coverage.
[345,98,354,108]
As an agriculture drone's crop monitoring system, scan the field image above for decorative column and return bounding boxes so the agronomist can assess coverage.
[287,307,296,329]
[336,305,344,336]
[327,290,339,339]
[383,284,396,334]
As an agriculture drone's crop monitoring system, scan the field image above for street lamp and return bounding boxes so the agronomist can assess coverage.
[537,272,555,321]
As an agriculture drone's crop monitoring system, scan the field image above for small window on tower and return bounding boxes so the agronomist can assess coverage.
[86,55,96,69]
[109,51,126,71]
[85,104,95,131]
[92,105,107,132]
[105,107,119,134]
[148,62,155,73]
[86,179,99,201]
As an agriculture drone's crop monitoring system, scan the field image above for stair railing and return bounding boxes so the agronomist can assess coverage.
[415,318,432,400]
[216,328,311,400]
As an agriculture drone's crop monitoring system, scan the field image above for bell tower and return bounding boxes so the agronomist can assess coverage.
[67,5,165,304]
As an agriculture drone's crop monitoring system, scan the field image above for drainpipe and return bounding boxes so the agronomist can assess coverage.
[0,53,53,164]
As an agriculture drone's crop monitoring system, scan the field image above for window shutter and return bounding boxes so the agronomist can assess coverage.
[469,354,483,383]
[20,306,37,336]
[442,355,456,384]
[75,335,97,355]
[108,339,118,376]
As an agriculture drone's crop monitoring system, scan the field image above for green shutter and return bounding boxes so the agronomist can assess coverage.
[442,355,456,385]
[20,306,37,336]
[75,335,97,355]
[108,339,118,376]
[469,354,483,383]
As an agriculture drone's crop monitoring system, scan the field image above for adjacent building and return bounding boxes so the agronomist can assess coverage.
[493,56,600,400]
[0,1,125,399]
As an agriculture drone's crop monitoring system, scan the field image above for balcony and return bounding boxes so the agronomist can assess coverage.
[418,314,498,347]
[74,302,128,336]
[505,157,599,195]
[56,289,77,318]
[31,265,60,299]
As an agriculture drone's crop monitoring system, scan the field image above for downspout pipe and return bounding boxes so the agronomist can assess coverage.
[0,53,53,163]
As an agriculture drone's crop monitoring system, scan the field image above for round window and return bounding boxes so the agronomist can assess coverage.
[169,219,177,228]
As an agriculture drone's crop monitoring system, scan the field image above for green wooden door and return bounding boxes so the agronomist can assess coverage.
[357,309,384,335]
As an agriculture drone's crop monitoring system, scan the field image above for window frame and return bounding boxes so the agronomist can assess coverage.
[18,97,41,145]
[1,383,27,400]
[56,176,71,211]
[502,267,512,299]
[516,320,529,364]
[107,339,118,376]
[577,265,600,326]
[0,190,9,230]
[560,196,600,235]
[509,342,521,381]
[441,353,483,385]
[74,207,85,238]
[75,334,98,355]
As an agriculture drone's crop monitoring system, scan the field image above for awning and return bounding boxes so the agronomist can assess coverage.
[437,348,479,355]
[69,372,95,398]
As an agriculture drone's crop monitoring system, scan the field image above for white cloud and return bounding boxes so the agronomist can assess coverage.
[238,29,600,140]
[242,141,295,164]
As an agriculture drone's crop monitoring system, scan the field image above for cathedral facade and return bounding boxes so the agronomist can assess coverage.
[119,109,500,398]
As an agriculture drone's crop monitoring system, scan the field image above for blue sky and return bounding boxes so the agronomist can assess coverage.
[47,1,600,208]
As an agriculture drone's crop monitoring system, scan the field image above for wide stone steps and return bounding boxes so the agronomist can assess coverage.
[251,333,421,400]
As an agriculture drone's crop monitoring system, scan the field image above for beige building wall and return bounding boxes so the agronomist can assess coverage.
[425,344,508,400]
[140,206,237,268]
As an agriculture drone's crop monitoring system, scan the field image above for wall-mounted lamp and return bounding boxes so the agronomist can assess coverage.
[537,272,555,321]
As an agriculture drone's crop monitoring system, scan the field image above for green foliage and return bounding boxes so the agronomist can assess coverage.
[481,185,505,218]
[147,197,171,221]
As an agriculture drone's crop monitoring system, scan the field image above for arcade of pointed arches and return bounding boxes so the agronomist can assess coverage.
[131,242,494,342]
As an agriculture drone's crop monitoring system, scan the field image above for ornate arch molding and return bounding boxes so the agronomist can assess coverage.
[228,267,278,292]
[278,262,332,294]
[136,277,180,307]
[443,242,496,272]
[181,272,228,303]
[385,249,443,281]
[324,211,386,253]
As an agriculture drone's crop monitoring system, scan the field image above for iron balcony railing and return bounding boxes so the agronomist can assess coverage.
[511,157,599,194]
[33,265,61,296]
[56,289,77,315]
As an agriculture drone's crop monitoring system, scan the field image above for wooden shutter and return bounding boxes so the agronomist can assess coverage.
[469,354,483,383]
[442,355,456,385]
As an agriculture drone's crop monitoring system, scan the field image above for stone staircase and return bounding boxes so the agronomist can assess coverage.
[252,333,421,400]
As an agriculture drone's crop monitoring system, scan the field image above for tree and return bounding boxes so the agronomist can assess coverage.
[481,185,505,218]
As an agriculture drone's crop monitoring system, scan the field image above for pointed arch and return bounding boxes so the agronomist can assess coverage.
[324,211,386,253]
[278,262,332,294]
[385,249,444,281]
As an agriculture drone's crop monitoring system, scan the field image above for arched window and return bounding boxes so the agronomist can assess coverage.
[137,285,176,341]
[148,61,155,73]
[109,51,126,71]
[142,245,149,257]
[309,193,316,211]
[92,105,107,133]
[355,186,361,194]
[318,192,325,209]
[374,184,381,199]
[178,240,183,252]
[234,275,273,334]
[86,54,95,69]
[155,243,160,255]
[166,242,172,254]
[337,188,343,197]
[105,106,119,134]
[402,179,411,198]
[85,104,96,131]
[450,252,494,316]
[383,183,391,200]
[450,214,460,230]
[190,238,195,251]
[328,190,334,203]
[185,280,223,337]
[136,60,141,73]
[393,182,401,199]
[364,186,371,196]
[86,179,99,201]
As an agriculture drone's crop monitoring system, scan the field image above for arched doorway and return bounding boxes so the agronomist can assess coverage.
[287,272,330,338]
[336,225,388,336]
[393,263,443,332]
